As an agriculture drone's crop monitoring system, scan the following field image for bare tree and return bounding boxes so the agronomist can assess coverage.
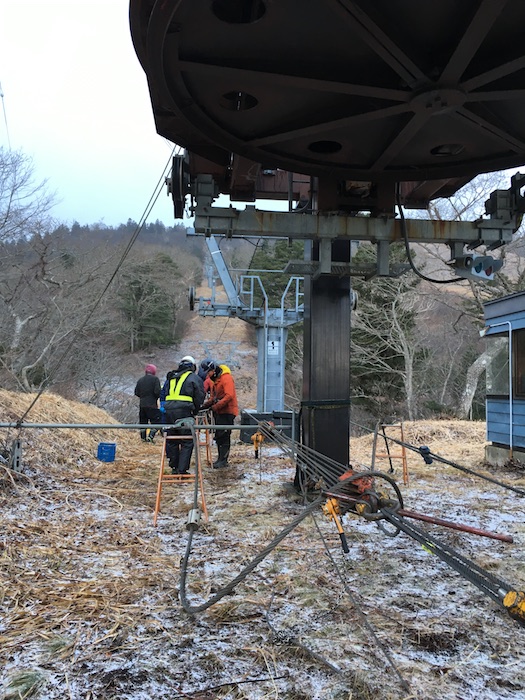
[351,274,435,421]
[457,337,506,419]
[0,147,56,242]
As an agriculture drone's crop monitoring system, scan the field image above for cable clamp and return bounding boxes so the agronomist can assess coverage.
[419,445,433,464]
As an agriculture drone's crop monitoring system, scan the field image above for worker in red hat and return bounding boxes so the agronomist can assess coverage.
[134,364,161,442]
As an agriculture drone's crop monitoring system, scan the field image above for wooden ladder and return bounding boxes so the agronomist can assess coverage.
[372,422,409,485]
[153,430,208,526]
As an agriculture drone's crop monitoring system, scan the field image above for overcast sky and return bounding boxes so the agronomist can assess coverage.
[0,0,180,227]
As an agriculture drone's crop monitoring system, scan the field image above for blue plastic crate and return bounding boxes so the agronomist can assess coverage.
[97,442,116,462]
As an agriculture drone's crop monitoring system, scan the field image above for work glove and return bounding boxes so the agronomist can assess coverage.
[201,401,212,411]
[159,401,166,414]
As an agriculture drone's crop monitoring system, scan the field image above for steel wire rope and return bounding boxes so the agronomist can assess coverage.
[179,421,362,613]
[270,428,517,659]
[180,418,410,688]
[179,420,520,645]
[381,509,514,604]
[213,316,231,348]
[257,421,348,487]
[179,493,323,614]
[349,418,525,497]
[310,513,410,693]
[178,422,397,614]
[0,82,12,150]
[15,147,177,425]
[416,447,525,497]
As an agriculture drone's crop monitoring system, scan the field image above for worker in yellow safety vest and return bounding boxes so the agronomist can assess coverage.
[160,356,204,474]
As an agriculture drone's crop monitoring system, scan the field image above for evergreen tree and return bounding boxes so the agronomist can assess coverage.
[117,253,180,351]
[248,239,305,307]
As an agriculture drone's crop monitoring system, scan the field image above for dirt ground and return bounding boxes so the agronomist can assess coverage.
[1,389,524,700]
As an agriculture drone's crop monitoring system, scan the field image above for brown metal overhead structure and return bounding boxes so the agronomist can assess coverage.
[130,0,525,208]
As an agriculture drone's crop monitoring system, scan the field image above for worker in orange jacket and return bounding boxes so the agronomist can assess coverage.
[201,362,239,468]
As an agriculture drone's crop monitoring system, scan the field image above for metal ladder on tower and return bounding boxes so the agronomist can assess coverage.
[371,422,409,485]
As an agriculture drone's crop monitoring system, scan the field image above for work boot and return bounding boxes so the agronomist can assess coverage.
[213,445,230,469]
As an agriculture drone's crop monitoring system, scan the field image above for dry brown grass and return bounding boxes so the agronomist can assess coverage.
[0,391,524,700]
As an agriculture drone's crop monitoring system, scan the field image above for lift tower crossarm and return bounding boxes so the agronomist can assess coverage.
[195,205,515,248]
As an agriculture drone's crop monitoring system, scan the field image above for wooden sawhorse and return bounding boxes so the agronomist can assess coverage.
[196,410,213,468]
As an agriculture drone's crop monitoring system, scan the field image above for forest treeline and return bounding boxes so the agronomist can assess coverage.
[0,147,207,413]
[0,217,204,397]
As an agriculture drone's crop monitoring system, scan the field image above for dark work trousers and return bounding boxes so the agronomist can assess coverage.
[139,406,162,440]
[214,413,235,450]
[165,406,194,473]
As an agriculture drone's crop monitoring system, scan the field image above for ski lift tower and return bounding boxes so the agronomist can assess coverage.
[190,235,303,414]
[131,1,525,466]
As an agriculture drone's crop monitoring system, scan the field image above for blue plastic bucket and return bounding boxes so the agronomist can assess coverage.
[97,442,116,462]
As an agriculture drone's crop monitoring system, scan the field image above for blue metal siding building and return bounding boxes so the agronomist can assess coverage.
[483,291,525,460]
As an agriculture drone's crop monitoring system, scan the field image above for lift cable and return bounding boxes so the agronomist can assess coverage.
[179,425,367,614]
[179,421,522,615]
[381,509,512,606]
[352,420,525,498]
[15,147,177,425]
[179,429,411,689]
[311,513,410,692]
[179,472,324,614]
[0,82,12,150]
[179,419,524,628]
[413,445,525,497]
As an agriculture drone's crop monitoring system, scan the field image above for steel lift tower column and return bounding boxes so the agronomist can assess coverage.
[302,237,352,464]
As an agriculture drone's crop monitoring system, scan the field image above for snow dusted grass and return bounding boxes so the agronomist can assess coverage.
[1,398,525,699]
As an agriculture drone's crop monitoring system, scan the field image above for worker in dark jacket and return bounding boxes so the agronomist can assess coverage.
[160,355,204,474]
[198,358,215,400]
[134,364,161,442]
[198,358,213,382]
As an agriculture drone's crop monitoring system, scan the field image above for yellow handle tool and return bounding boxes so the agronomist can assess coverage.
[322,498,350,553]
[503,590,525,626]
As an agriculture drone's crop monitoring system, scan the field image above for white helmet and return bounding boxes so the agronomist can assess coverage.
[180,355,196,371]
